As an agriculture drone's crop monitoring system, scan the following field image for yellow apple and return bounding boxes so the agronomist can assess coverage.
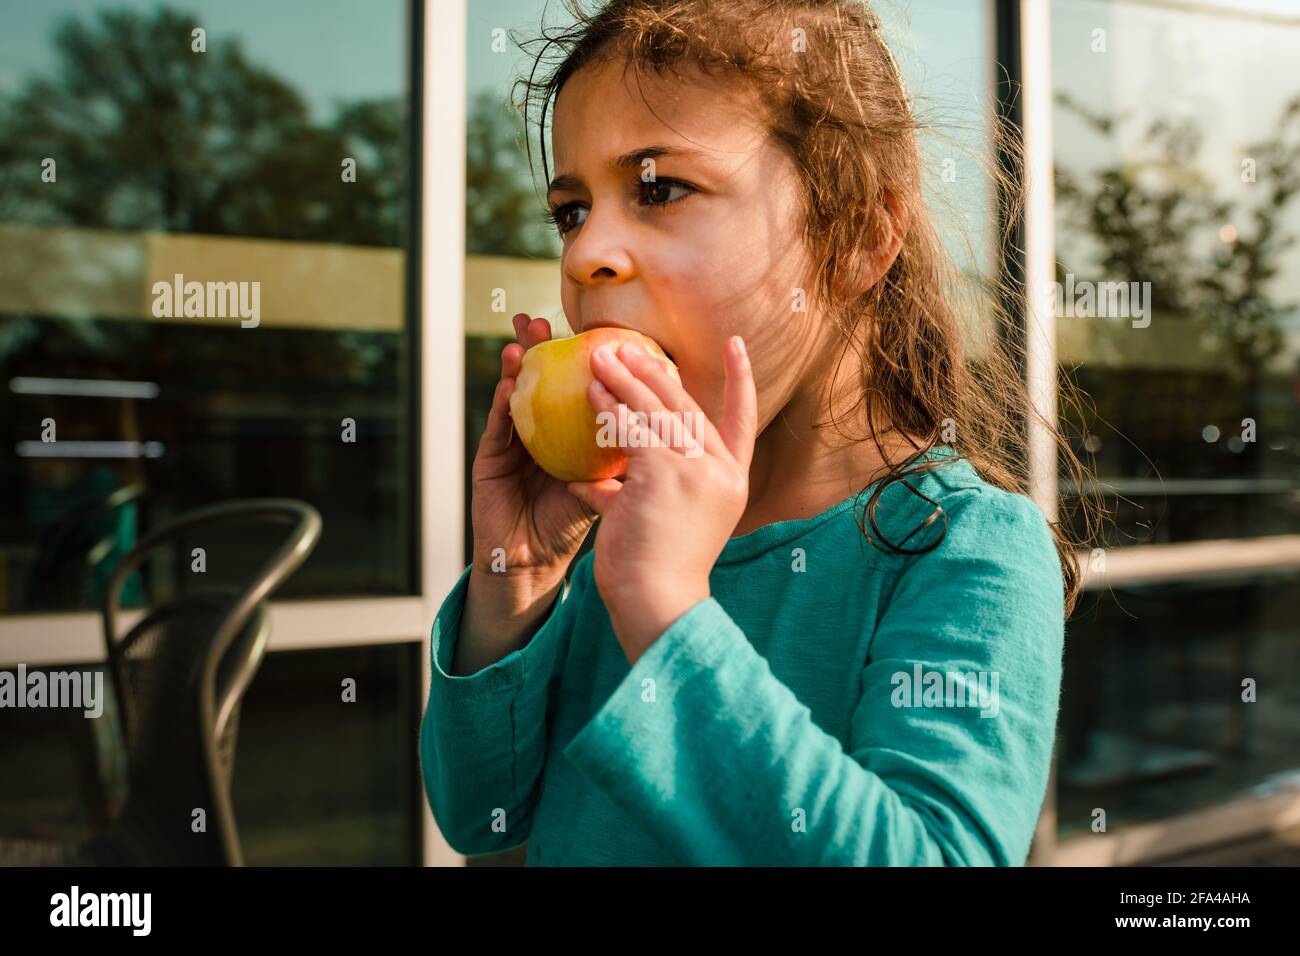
[508,327,680,482]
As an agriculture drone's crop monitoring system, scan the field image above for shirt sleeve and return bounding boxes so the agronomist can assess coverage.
[419,558,584,856]
[561,490,1065,866]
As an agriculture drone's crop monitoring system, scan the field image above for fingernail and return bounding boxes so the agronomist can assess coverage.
[591,379,607,395]
[594,345,613,364]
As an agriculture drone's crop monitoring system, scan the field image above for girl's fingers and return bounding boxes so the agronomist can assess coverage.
[501,341,524,379]
[478,342,529,458]
[511,313,554,350]
[617,346,700,414]
[478,367,518,457]
[717,336,758,470]
[528,316,553,347]
[588,377,669,456]
[565,478,622,515]
[616,345,727,459]
[592,345,668,417]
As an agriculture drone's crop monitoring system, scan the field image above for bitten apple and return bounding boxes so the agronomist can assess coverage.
[508,327,680,482]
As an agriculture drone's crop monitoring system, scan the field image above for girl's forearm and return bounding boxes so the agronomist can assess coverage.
[452,564,567,676]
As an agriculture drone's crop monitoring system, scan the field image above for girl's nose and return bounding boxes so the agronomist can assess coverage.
[563,207,637,287]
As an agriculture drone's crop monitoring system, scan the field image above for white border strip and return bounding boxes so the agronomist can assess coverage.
[420,0,469,868]
[0,598,428,667]
[1054,786,1300,866]
[1079,534,1300,590]
[1022,0,1057,522]
[1020,0,1058,867]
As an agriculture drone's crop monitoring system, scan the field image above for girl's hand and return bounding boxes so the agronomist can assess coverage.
[470,313,597,590]
[566,336,757,665]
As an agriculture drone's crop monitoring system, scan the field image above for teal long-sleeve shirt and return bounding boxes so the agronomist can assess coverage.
[419,448,1065,866]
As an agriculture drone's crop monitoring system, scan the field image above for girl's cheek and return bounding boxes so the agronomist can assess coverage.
[696,369,731,425]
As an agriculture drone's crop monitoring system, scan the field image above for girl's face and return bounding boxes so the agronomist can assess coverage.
[549,57,834,431]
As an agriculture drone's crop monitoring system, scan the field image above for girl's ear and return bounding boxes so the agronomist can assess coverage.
[842,191,909,299]
[879,190,910,267]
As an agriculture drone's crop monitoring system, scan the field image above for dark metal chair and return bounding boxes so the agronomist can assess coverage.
[23,482,147,611]
[0,499,322,866]
[19,482,147,826]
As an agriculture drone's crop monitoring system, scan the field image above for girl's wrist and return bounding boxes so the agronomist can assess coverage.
[606,580,711,667]
[467,560,567,627]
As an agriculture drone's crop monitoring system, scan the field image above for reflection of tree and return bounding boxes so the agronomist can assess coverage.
[466,90,559,259]
[335,98,408,245]
[1055,93,1300,488]
[0,6,404,247]
[1055,93,1300,379]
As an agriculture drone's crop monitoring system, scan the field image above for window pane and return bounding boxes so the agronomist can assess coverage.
[463,0,572,566]
[1059,574,1300,836]
[0,0,417,612]
[1052,0,1300,547]
[1052,0,1300,837]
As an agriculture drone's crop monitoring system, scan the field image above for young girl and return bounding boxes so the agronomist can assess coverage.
[421,0,1092,866]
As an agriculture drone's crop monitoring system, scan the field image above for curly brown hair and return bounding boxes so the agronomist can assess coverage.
[510,0,1102,616]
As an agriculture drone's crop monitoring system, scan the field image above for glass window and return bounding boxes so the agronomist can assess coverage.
[0,0,421,867]
[0,0,417,613]
[463,0,569,565]
[1052,0,1300,834]
[1060,573,1300,837]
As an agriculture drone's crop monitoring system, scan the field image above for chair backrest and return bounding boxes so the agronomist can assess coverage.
[25,483,146,610]
[99,499,322,865]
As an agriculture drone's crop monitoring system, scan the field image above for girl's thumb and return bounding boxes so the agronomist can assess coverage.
[566,478,622,515]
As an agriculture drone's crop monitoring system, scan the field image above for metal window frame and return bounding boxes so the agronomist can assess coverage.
[417,0,468,867]
[997,0,1063,867]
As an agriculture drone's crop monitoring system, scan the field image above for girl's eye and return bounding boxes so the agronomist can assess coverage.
[545,202,587,236]
[545,179,695,238]
[639,178,694,207]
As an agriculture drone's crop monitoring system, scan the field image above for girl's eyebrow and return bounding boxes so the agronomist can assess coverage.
[547,144,710,201]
